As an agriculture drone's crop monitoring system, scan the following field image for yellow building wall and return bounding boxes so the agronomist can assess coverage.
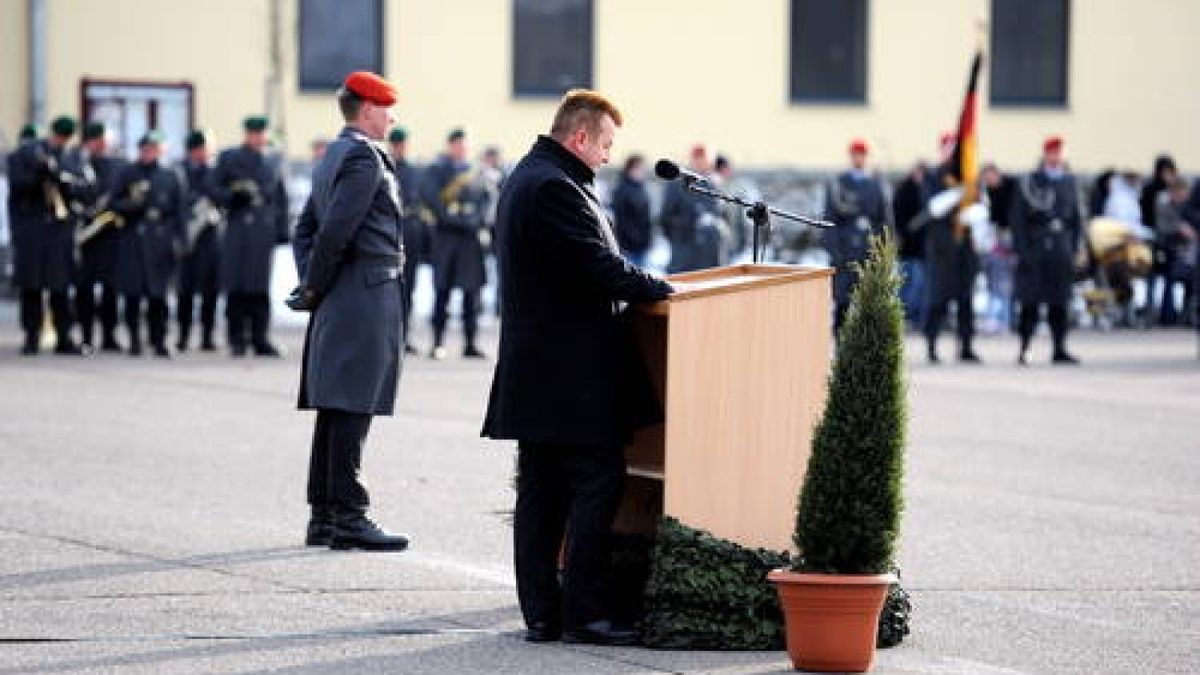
[3,0,1198,172]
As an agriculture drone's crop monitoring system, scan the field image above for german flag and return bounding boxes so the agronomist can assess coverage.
[948,50,982,241]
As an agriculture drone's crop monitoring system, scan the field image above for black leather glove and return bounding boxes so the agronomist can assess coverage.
[229,190,253,209]
[285,285,320,312]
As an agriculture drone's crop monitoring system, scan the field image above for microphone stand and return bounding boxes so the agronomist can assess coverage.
[681,177,834,264]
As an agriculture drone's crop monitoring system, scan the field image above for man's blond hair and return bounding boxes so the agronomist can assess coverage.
[549,89,623,140]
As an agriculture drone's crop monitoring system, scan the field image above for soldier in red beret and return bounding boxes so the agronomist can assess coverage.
[290,71,410,551]
[824,137,889,334]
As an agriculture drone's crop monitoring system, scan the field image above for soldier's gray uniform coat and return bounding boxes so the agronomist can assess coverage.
[208,145,290,294]
[109,160,185,298]
[823,170,890,305]
[6,139,76,291]
[294,127,405,416]
[1009,168,1082,305]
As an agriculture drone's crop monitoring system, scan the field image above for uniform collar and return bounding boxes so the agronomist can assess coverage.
[533,135,594,185]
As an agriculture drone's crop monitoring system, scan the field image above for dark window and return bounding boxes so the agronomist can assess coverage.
[990,0,1069,106]
[789,0,868,104]
[298,0,383,91]
[513,0,593,97]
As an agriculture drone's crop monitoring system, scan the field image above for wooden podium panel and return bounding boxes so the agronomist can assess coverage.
[619,264,832,551]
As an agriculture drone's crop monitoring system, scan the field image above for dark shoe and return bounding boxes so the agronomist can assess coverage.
[1052,351,1080,365]
[100,336,122,353]
[230,344,247,358]
[927,347,940,365]
[463,345,487,359]
[563,620,641,647]
[524,621,562,643]
[1017,351,1029,367]
[21,337,39,356]
[330,512,409,552]
[959,350,982,364]
[200,338,217,352]
[175,340,188,353]
[54,340,84,356]
[129,341,143,357]
[305,507,334,547]
[152,344,171,359]
[253,342,281,358]
[404,343,419,356]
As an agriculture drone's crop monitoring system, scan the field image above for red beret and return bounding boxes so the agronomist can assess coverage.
[1043,135,1063,152]
[939,131,957,148]
[344,71,397,106]
[849,138,869,154]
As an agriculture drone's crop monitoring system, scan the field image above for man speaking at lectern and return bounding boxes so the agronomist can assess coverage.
[482,90,674,645]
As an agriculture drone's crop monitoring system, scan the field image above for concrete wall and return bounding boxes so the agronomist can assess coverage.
[1,0,1196,172]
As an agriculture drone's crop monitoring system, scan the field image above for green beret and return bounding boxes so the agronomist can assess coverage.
[388,127,408,143]
[447,127,465,143]
[185,130,207,150]
[50,116,77,138]
[82,121,106,141]
[138,130,165,147]
[243,115,269,132]
[18,123,39,141]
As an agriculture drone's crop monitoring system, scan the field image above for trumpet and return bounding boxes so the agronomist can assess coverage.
[74,180,148,246]
[230,178,263,208]
[184,195,223,253]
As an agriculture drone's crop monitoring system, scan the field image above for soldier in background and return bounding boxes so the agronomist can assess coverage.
[66,121,125,353]
[7,116,83,355]
[387,126,426,354]
[209,116,290,357]
[823,138,890,334]
[1010,136,1082,365]
[175,130,223,352]
[610,154,653,267]
[420,128,490,360]
[661,144,723,273]
[109,132,184,358]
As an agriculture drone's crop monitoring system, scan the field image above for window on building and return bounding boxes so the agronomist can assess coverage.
[298,0,383,91]
[990,0,1069,107]
[513,0,593,97]
[789,0,868,104]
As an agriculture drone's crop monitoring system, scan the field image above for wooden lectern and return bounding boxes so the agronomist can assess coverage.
[617,264,834,552]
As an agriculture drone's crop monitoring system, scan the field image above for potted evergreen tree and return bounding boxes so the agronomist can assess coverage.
[768,234,907,672]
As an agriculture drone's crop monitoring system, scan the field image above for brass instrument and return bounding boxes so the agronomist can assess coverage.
[75,180,149,246]
[230,178,263,208]
[184,195,223,252]
[35,147,70,221]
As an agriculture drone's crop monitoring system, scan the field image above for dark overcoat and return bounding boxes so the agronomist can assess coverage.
[65,149,125,286]
[661,178,721,273]
[294,127,405,416]
[1009,168,1081,305]
[481,136,673,451]
[924,166,980,304]
[420,155,488,291]
[209,145,289,294]
[177,160,222,294]
[611,174,653,254]
[823,170,889,304]
[394,157,429,267]
[109,161,184,298]
[6,139,75,291]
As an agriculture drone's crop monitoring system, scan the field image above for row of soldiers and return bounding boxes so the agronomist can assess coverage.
[823,135,1084,365]
[6,115,288,357]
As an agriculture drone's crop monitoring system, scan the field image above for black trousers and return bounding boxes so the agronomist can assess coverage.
[1018,302,1069,354]
[514,442,626,629]
[307,409,373,511]
[75,282,119,345]
[20,288,73,345]
[924,292,975,354]
[124,295,168,348]
[177,288,219,346]
[401,259,419,345]
[226,292,271,349]
[431,286,479,348]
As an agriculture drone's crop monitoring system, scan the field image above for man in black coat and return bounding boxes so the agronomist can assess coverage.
[109,132,184,358]
[1010,136,1081,365]
[610,154,653,267]
[420,128,490,360]
[387,126,427,354]
[823,139,890,334]
[290,71,409,553]
[482,90,674,646]
[7,115,84,355]
[175,130,223,352]
[66,121,125,353]
[922,162,983,364]
[892,162,931,328]
[661,144,722,273]
[209,115,290,357]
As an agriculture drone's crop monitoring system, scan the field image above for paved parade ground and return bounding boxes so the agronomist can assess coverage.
[0,319,1196,674]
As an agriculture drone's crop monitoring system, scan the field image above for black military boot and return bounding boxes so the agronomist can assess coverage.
[20,334,39,356]
[959,340,982,364]
[1051,349,1080,365]
[305,505,334,546]
[330,508,409,552]
[101,332,122,353]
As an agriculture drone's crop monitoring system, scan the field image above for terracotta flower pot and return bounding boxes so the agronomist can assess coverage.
[767,570,894,673]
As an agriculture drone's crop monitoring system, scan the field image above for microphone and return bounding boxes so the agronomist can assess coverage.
[654,159,706,184]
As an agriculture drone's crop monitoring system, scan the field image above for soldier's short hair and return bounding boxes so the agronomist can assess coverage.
[550,89,623,140]
[337,87,365,122]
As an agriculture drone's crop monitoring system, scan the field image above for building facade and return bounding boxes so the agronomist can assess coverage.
[2,0,1196,172]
